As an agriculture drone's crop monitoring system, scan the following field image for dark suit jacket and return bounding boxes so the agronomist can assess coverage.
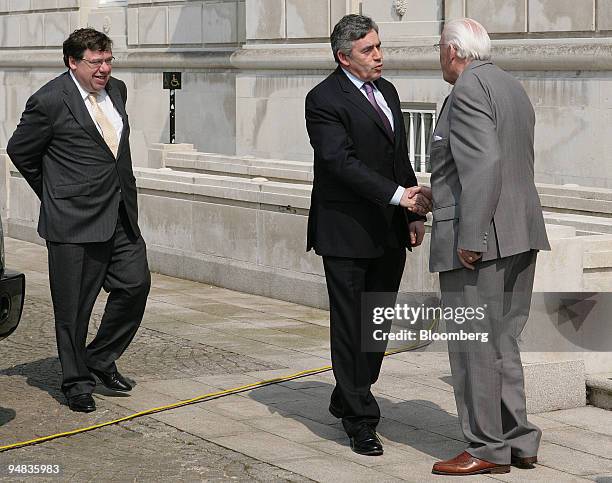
[7,71,140,243]
[306,67,422,258]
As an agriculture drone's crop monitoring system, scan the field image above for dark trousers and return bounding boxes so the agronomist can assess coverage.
[47,207,150,398]
[323,248,406,436]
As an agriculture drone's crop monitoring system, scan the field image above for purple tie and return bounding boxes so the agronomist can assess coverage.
[363,82,394,139]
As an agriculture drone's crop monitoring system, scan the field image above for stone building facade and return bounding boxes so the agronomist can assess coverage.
[0,0,611,304]
[1,0,612,396]
[1,1,612,186]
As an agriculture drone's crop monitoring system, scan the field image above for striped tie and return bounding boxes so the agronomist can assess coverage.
[363,82,394,139]
[87,92,118,158]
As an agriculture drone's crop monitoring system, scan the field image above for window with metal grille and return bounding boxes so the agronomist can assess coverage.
[402,103,437,174]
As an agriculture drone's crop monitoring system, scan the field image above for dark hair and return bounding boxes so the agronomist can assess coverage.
[330,14,379,63]
[63,28,113,67]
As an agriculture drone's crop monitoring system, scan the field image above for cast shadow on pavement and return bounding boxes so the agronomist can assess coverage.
[248,379,464,460]
[0,356,131,408]
[0,356,65,405]
[0,407,16,427]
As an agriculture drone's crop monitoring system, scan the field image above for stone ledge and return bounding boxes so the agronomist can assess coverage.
[586,373,612,410]
[147,243,329,309]
[0,50,235,69]
[134,167,312,209]
[524,359,586,413]
[3,38,612,70]
[230,39,612,71]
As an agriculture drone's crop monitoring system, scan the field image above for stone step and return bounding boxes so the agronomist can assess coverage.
[582,272,612,291]
[582,234,612,251]
[540,194,612,216]
[537,183,612,202]
[583,250,612,269]
[523,358,586,413]
[543,212,612,235]
[165,152,314,183]
[586,373,612,410]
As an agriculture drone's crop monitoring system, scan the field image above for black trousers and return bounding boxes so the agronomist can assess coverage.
[322,248,406,436]
[46,207,150,398]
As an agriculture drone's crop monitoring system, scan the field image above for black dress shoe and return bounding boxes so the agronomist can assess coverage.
[329,403,343,419]
[511,455,537,468]
[349,424,383,456]
[89,367,132,392]
[67,393,96,413]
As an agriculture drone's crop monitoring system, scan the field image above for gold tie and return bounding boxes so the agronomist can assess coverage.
[87,92,118,157]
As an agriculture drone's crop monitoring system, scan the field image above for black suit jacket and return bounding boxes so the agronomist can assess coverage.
[7,71,140,243]
[306,67,422,258]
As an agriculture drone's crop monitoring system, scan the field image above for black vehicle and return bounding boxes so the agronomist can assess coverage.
[0,218,25,341]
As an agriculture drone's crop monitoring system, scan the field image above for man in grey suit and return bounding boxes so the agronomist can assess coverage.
[7,28,150,413]
[428,19,550,476]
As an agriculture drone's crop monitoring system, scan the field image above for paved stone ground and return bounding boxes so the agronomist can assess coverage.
[1,237,612,482]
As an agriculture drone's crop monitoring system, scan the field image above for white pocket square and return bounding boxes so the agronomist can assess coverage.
[434,135,445,141]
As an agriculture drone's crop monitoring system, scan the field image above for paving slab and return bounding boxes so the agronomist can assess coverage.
[209,431,325,462]
[540,406,612,434]
[537,441,612,476]
[243,414,346,443]
[2,236,612,481]
[275,455,401,482]
[490,464,591,482]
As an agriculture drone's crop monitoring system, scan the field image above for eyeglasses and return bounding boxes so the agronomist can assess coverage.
[79,56,115,68]
[433,43,450,51]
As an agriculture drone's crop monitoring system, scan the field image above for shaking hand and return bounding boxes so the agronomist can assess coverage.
[399,186,432,215]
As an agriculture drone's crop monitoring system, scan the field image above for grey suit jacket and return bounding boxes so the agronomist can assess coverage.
[429,60,550,273]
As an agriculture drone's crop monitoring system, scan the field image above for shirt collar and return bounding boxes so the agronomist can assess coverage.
[341,67,378,93]
[69,70,108,101]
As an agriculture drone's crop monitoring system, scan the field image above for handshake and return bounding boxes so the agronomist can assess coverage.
[399,186,432,216]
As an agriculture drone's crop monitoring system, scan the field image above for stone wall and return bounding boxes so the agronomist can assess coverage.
[3,1,612,185]
[0,0,80,49]
[447,0,612,35]
[127,0,245,47]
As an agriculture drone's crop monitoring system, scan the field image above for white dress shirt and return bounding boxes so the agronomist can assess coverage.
[341,68,404,205]
[70,71,123,143]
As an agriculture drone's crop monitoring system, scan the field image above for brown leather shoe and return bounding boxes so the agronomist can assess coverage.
[511,455,537,468]
[432,451,511,476]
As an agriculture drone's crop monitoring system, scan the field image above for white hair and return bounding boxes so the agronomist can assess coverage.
[442,18,491,61]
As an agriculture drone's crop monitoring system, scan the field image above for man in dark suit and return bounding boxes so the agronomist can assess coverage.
[306,14,431,456]
[7,28,150,413]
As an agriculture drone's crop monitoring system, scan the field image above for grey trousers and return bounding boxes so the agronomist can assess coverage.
[439,250,541,464]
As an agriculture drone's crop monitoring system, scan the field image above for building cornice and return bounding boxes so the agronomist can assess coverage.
[1,38,612,71]
[0,50,234,69]
[231,38,612,71]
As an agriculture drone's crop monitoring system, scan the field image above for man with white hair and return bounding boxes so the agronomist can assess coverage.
[428,18,550,475]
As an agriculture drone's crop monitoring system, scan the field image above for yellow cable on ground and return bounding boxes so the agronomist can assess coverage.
[0,331,436,453]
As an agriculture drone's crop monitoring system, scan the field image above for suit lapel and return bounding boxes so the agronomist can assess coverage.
[61,72,117,160]
[106,78,128,155]
[335,69,394,144]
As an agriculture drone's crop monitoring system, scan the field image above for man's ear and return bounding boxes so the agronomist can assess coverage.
[68,56,78,70]
[337,51,351,68]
